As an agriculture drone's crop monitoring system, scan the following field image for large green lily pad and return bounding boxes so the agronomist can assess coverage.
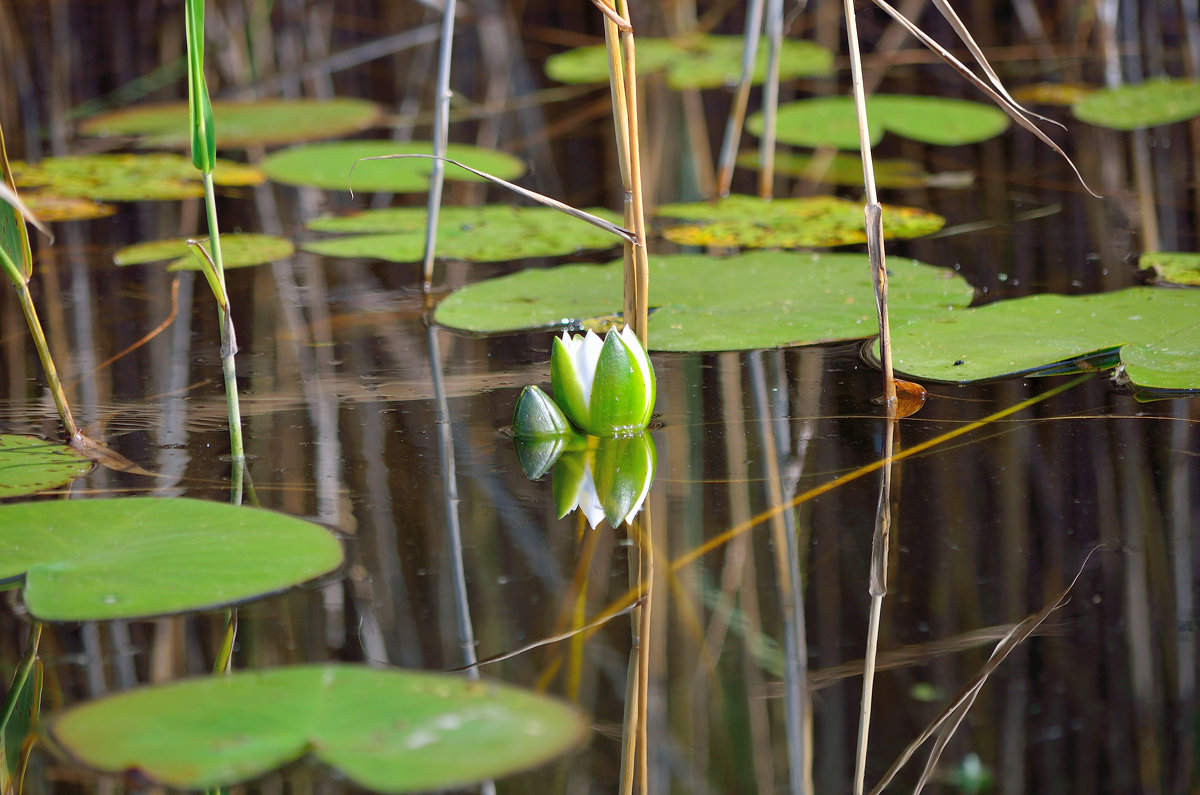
[114,233,294,271]
[1141,251,1200,286]
[78,99,383,148]
[656,195,944,247]
[885,287,1200,391]
[546,34,833,90]
[1072,77,1200,130]
[0,435,91,498]
[749,95,1010,150]
[260,141,525,193]
[11,154,264,201]
[435,251,973,351]
[0,497,343,621]
[736,151,974,189]
[48,664,586,792]
[304,205,622,262]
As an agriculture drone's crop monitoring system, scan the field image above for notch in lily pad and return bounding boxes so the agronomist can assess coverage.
[47,664,587,793]
[0,497,343,621]
[748,95,1010,150]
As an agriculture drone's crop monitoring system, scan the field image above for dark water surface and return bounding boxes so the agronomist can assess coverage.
[1,1,1198,793]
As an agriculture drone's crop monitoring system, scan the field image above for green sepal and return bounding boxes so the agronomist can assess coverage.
[592,433,656,528]
[512,385,571,439]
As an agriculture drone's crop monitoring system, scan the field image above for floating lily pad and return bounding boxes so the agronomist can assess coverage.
[736,151,973,189]
[48,664,586,792]
[11,154,265,202]
[435,251,973,352]
[260,141,525,193]
[546,34,833,90]
[0,434,91,499]
[79,99,383,149]
[20,194,115,222]
[304,205,621,262]
[1141,251,1200,286]
[114,233,294,271]
[749,95,1010,150]
[1072,77,1200,130]
[656,195,944,248]
[885,287,1200,391]
[0,497,343,621]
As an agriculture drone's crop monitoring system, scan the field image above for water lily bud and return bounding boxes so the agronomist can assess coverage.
[511,385,571,439]
[550,326,656,437]
[552,432,655,529]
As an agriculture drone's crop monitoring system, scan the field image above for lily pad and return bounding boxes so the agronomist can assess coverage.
[1072,77,1200,130]
[260,141,525,193]
[885,287,1200,391]
[1141,251,1200,286]
[656,195,945,247]
[78,98,383,149]
[20,194,115,222]
[304,205,622,262]
[114,233,294,271]
[749,95,1010,150]
[736,151,973,189]
[48,664,586,792]
[546,34,833,90]
[435,251,973,352]
[1010,82,1095,106]
[11,154,265,202]
[0,435,91,499]
[0,497,343,621]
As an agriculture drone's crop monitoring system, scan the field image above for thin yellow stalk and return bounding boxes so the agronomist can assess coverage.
[12,276,79,439]
[618,24,650,344]
[842,0,897,414]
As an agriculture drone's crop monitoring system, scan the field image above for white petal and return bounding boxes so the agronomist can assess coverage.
[574,330,605,411]
[577,467,606,529]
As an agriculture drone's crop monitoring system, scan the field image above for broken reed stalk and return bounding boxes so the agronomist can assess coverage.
[419,0,457,294]
[843,0,897,415]
[854,418,896,795]
[595,0,649,345]
[185,0,245,479]
[5,263,79,439]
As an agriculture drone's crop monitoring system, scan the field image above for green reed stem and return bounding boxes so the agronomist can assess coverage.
[0,623,41,735]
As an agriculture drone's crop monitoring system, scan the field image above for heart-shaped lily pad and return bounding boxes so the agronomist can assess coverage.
[0,435,91,498]
[736,151,973,189]
[48,664,586,792]
[1141,251,1200,286]
[656,195,944,247]
[546,34,833,90]
[260,141,525,193]
[11,154,264,202]
[114,233,294,271]
[79,99,383,149]
[0,497,343,621]
[1072,77,1200,130]
[304,205,622,262]
[749,95,1010,149]
[885,287,1200,391]
[435,251,973,351]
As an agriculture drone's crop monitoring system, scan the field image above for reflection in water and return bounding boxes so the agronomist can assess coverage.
[0,1,1198,792]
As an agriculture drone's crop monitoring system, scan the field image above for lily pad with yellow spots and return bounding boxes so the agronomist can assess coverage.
[656,195,944,248]
[1141,251,1200,286]
[11,154,265,202]
[20,194,116,222]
